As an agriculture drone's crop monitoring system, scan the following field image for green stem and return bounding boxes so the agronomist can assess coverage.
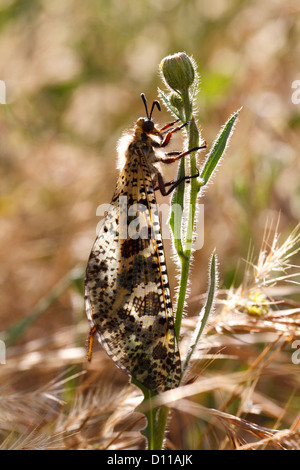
[139,393,169,449]
[170,156,186,262]
[135,381,158,450]
[145,396,157,450]
[175,115,200,336]
[174,258,190,337]
[136,54,240,451]
[153,405,169,449]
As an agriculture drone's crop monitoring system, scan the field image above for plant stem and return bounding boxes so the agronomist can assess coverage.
[145,395,157,450]
[137,384,169,450]
[175,116,200,337]
[135,381,158,449]
[182,251,217,374]
[136,53,240,450]
[153,406,169,449]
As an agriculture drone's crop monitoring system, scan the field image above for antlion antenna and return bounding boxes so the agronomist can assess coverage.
[150,99,161,119]
[141,93,161,120]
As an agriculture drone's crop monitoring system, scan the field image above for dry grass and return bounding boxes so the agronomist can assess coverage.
[1,224,299,450]
[1,0,300,450]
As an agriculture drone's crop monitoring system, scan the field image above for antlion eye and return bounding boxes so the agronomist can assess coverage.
[142,119,155,133]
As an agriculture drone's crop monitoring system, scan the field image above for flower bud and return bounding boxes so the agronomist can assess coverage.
[160,52,195,94]
[169,92,184,116]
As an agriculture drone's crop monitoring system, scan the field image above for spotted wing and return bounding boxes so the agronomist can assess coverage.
[85,154,181,392]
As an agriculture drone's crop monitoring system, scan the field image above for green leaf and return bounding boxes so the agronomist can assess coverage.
[182,250,218,375]
[200,108,242,187]
[158,88,182,120]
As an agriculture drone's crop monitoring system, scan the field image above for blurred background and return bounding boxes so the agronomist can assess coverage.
[0,0,299,449]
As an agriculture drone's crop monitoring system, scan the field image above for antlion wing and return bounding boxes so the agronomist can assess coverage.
[85,154,181,392]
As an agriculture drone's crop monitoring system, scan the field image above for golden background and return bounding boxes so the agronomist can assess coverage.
[0,0,299,449]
